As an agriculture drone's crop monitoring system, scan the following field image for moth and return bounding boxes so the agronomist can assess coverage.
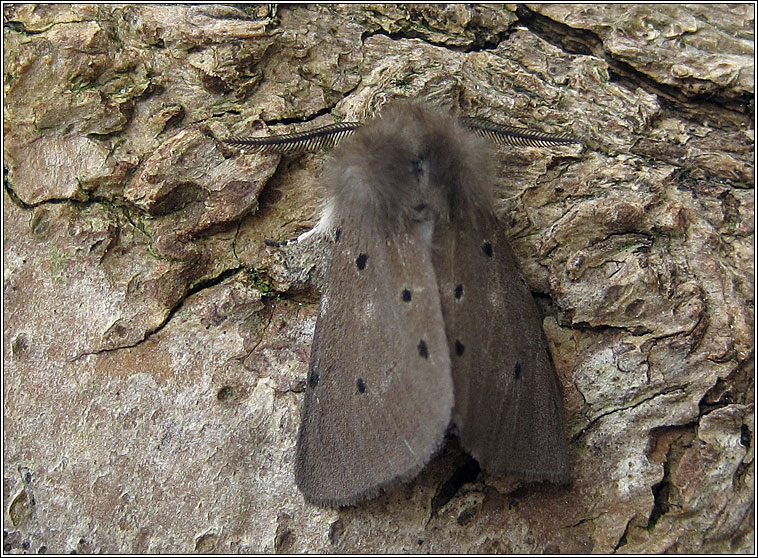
[228,101,581,507]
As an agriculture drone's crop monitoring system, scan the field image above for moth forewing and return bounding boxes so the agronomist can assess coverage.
[294,215,454,506]
[434,211,570,483]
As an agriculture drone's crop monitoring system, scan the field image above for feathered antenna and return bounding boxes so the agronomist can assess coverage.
[459,117,583,148]
[225,122,360,154]
[225,115,582,153]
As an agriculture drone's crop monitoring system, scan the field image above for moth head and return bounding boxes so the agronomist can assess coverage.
[324,101,497,232]
[224,100,582,233]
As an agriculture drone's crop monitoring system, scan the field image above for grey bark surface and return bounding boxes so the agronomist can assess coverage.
[3,4,753,554]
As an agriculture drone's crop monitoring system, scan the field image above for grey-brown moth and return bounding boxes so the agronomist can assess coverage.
[228,101,580,507]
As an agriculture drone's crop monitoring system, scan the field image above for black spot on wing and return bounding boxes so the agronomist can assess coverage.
[514,362,522,380]
[402,289,412,302]
[454,284,463,299]
[418,340,429,359]
[356,253,368,270]
[308,370,319,388]
[334,227,342,242]
[411,154,426,180]
[356,378,366,393]
[481,241,493,257]
[455,340,465,356]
